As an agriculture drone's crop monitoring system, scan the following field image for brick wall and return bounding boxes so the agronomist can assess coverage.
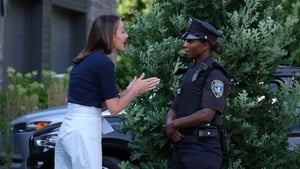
[87,0,117,29]
[87,0,117,64]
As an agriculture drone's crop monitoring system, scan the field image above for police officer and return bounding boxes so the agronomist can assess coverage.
[163,17,230,169]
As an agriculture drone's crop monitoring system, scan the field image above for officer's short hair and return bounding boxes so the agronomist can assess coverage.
[182,17,222,43]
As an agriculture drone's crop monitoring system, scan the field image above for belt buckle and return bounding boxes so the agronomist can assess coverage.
[197,129,218,138]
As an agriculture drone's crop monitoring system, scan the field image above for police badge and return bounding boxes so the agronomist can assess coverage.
[211,80,224,98]
[188,17,192,28]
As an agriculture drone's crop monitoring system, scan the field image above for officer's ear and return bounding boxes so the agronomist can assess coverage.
[200,39,209,46]
[202,41,210,50]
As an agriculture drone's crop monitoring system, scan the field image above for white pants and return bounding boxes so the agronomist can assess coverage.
[55,103,102,169]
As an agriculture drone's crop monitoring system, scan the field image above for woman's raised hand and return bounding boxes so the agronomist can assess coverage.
[128,73,160,97]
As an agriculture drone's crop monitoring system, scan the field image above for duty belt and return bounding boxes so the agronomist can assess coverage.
[180,128,219,138]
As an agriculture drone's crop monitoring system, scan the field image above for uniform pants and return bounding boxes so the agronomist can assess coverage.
[171,136,222,169]
[54,103,102,169]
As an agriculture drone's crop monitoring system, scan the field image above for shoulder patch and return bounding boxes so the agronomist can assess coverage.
[211,80,224,98]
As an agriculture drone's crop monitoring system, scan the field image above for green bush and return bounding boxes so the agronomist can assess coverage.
[0,66,70,159]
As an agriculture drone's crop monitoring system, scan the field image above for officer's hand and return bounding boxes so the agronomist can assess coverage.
[164,122,184,142]
[170,130,184,142]
[164,122,176,138]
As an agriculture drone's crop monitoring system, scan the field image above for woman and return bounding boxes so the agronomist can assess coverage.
[54,15,160,169]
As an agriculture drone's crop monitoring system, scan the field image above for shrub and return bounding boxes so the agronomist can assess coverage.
[0,66,70,158]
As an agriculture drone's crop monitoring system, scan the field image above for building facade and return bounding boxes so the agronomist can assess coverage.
[0,0,117,90]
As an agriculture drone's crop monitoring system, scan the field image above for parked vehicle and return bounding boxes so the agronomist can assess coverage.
[10,106,131,169]
[272,66,300,150]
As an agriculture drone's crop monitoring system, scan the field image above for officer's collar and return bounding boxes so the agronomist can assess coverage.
[194,56,213,66]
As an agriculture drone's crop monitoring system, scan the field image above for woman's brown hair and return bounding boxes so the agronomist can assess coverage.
[73,15,120,63]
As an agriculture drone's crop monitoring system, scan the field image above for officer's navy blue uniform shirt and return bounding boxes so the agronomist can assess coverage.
[68,51,119,108]
[171,57,229,116]
[201,66,229,113]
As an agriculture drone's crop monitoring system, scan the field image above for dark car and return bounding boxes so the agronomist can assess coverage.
[272,66,300,150]
[10,106,131,169]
